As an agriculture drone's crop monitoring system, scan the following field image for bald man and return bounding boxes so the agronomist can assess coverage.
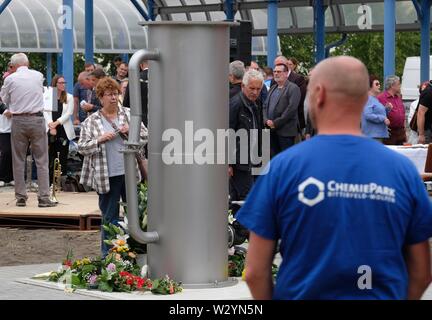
[236,56,432,300]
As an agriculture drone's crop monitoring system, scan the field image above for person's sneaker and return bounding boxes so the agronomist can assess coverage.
[0,181,5,187]
[9,180,15,186]
[30,181,38,189]
[16,198,26,207]
[38,199,57,208]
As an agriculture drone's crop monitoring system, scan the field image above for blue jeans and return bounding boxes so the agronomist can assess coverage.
[98,175,126,257]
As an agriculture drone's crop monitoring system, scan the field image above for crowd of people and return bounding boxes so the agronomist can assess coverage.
[0,51,431,299]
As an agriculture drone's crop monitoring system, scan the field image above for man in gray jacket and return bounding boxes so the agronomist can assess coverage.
[263,63,301,156]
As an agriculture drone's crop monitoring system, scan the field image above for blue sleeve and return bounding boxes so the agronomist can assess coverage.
[364,105,386,123]
[73,83,80,98]
[235,162,278,240]
[405,173,432,245]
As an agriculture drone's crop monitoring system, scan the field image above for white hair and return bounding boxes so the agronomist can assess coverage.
[384,75,400,90]
[242,69,264,86]
[10,53,29,66]
[229,60,245,80]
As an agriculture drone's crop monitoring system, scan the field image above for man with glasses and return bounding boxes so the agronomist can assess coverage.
[263,64,300,156]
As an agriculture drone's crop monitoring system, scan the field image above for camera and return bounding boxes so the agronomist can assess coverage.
[0,102,7,115]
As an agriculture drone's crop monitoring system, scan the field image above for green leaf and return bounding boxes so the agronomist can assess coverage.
[98,282,113,292]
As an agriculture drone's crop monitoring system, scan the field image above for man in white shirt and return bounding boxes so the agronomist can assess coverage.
[0,53,56,207]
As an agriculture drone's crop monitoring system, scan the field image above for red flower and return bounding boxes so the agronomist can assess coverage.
[126,279,134,286]
[119,271,129,277]
[169,284,174,294]
[63,260,72,267]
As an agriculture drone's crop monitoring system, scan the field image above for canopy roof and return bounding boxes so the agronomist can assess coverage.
[0,0,427,54]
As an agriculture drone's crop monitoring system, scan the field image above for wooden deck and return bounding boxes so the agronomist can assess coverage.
[0,189,101,230]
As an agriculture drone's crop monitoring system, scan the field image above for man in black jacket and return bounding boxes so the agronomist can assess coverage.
[229,69,264,201]
[123,62,148,126]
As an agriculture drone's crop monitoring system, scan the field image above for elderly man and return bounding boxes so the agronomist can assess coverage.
[274,55,307,131]
[237,56,432,300]
[73,71,93,124]
[229,69,263,201]
[0,53,56,207]
[377,75,406,145]
[229,60,245,98]
[263,63,300,156]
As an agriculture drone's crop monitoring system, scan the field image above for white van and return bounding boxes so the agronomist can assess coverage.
[401,56,432,101]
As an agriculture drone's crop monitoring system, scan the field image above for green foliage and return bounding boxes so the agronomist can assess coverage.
[279,31,422,81]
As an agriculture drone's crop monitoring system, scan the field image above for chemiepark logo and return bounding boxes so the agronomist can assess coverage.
[298,177,396,206]
[298,177,325,207]
[161,121,271,175]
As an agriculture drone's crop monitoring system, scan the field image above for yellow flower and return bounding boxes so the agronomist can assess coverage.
[242,268,246,281]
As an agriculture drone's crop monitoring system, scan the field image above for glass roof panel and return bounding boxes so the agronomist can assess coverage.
[250,9,266,30]
[0,7,19,48]
[163,0,183,6]
[342,2,384,26]
[278,8,293,29]
[11,0,38,49]
[171,13,189,21]
[294,7,313,29]
[190,12,208,21]
[396,1,417,24]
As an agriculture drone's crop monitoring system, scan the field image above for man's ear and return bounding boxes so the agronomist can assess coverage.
[315,85,326,109]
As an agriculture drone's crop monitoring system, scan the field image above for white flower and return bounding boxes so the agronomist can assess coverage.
[141,265,148,278]
[111,234,130,249]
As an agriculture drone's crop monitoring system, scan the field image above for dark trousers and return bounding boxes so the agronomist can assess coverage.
[0,133,13,182]
[270,131,295,157]
[48,126,69,180]
[98,175,126,257]
[383,127,406,145]
[229,168,253,201]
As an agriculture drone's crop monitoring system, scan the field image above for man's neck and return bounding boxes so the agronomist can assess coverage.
[277,80,287,88]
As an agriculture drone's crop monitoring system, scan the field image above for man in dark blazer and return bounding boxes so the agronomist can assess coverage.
[264,64,301,157]
[123,61,148,126]
[271,56,307,131]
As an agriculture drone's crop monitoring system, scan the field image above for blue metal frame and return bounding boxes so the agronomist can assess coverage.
[383,0,395,79]
[325,33,348,58]
[62,0,74,94]
[314,0,326,64]
[130,0,149,21]
[224,0,235,21]
[57,53,63,76]
[267,0,278,67]
[0,0,12,16]
[46,53,52,86]
[148,0,155,21]
[413,0,431,83]
[85,0,94,64]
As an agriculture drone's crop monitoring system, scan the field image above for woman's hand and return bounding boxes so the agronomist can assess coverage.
[97,132,116,144]
[48,121,59,129]
[49,128,57,136]
[119,123,129,135]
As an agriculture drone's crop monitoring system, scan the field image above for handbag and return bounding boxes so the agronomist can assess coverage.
[409,102,419,132]
[100,111,148,181]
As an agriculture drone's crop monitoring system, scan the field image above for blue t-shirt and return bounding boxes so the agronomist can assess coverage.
[236,135,432,300]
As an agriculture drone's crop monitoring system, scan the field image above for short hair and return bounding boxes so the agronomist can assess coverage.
[84,63,94,69]
[118,62,128,68]
[287,57,299,66]
[274,63,288,72]
[229,60,245,80]
[113,55,123,62]
[96,77,121,100]
[10,53,29,66]
[384,75,400,90]
[263,67,273,77]
[89,68,106,79]
[419,81,430,93]
[242,69,264,86]
[77,71,90,83]
[369,74,379,89]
